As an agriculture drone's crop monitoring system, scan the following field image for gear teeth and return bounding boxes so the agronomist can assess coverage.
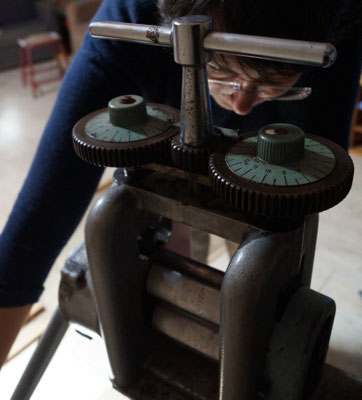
[171,135,210,173]
[209,148,353,218]
[72,131,173,167]
[72,104,179,168]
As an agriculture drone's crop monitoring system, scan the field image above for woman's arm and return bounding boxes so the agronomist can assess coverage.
[0,305,32,368]
[0,0,171,365]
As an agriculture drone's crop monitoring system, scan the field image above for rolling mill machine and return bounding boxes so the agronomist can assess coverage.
[11,15,361,400]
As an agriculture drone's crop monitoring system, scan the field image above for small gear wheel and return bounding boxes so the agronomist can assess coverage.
[170,134,211,173]
[209,123,354,218]
[72,95,179,167]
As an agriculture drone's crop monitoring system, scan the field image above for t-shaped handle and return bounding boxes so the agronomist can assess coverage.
[89,17,336,148]
[89,20,336,67]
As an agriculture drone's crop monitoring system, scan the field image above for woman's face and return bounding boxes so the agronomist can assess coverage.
[207,57,301,115]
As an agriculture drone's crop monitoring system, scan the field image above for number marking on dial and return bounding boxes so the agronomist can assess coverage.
[225,136,336,186]
[85,106,173,143]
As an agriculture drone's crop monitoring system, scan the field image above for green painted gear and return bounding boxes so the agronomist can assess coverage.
[72,96,179,167]
[209,126,354,218]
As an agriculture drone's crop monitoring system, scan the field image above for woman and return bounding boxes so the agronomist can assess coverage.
[0,0,361,368]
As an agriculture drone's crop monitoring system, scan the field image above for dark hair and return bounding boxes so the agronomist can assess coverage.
[158,0,352,80]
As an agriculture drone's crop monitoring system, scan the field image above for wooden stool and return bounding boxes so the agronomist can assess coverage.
[17,31,69,97]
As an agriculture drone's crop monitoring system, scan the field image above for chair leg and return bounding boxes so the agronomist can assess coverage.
[52,43,62,76]
[25,47,37,97]
[18,47,27,86]
[11,308,69,400]
[57,42,69,75]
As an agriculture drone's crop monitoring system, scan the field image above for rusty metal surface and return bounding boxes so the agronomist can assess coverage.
[115,169,257,243]
[145,163,211,186]
[117,168,305,235]
[111,327,362,400]
[173,17,213,149]
[146,338,219,400]
[311,364,362,400]
[118,373,190,400]
[118,336,219,400]
[117,360,362,400]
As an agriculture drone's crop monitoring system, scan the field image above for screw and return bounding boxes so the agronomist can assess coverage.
[119,95,136,104]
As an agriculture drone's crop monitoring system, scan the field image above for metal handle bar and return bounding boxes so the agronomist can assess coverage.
[89,20,336,67]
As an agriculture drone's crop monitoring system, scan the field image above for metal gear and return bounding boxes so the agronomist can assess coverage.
[170,134,211,173]
[72,98,179,168]
[209,130,354,218]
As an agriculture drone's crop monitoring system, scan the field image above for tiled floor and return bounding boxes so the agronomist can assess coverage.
[0,63,361,399]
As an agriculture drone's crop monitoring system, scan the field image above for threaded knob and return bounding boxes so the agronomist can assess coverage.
[257,123,305,165]
[108,95,147,127]
[72,99,179,168]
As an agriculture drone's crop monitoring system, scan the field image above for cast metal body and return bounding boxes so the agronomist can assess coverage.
[11,16,360,400]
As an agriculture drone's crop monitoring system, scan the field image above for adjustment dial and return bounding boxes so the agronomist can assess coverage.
[72,95,179,167]
[257,123,305,165]
[209,123,353,217]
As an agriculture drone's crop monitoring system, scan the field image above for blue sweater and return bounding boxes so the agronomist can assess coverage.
[0,0,361,306]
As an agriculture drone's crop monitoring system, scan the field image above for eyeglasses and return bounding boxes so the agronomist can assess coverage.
[208,79,312,101]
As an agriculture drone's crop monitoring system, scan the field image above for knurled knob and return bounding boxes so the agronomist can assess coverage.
[108,95,147,127]
[257,123,305,165]
[72,96,179,168]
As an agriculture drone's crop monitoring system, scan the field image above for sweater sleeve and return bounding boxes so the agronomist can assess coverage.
[0,0,162,306]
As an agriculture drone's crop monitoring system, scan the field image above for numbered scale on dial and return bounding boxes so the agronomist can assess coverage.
[72,95,353,218]
[225,125,335,186]
[72,95,179,167]
[209,123,353,218]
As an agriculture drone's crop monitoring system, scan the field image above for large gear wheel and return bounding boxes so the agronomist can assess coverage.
[72,95,179,168]
[209,124,354,218]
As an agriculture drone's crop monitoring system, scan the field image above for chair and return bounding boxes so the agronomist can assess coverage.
[17,31,69,96]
